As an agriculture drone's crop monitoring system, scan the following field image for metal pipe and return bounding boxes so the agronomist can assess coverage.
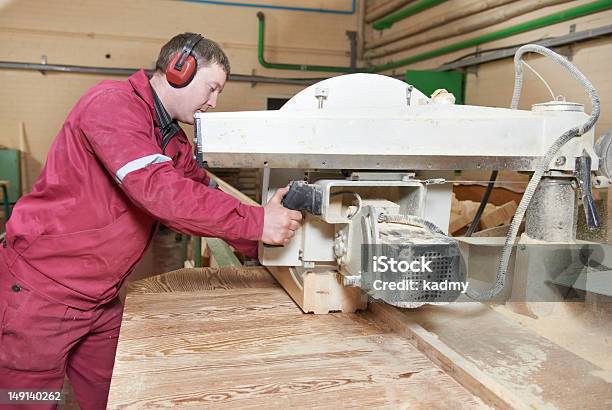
[0,61,323,85]
[184,0,356,14]
[368,0,612,73]
[365,0,414,23]
[368,0,571,59]
[257,12,353,73]
[366,0,515,50]
[358,0,367,59]
[436,24,612,70]
[372,0,448,30]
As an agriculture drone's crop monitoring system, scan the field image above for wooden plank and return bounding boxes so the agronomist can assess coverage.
[449,200,479,234]
[205,238,242,267]
[108,268,484,409]
[368,303,527,410]
[449,211,472,234]
[127,266,278,294]
[369,302,612,410]
[454,184,524,207]
[480,201,517,229]
[210,171,259,207]
[302,270,368,314]
[267,267,367,314]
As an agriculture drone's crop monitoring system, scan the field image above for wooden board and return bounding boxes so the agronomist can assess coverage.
[369,302,612,410]
[204,238,242,268]
[267,267,368,314]
[479,201,517,229]
[127,266,278,294]
[108,267,484,409]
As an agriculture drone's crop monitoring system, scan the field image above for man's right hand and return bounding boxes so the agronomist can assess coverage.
[262,187,303,245]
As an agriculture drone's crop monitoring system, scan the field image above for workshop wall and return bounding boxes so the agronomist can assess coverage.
[364,0,612,135]
[0,0,358,191]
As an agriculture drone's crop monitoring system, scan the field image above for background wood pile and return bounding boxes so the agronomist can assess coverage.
[449,192,517,236]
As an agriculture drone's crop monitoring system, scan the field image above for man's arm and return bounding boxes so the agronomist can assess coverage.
[177,134,216,187]
[175,138,266,255]
[79,89,263,256]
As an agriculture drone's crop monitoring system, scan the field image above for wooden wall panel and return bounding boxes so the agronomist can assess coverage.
[365,0,612,133]
[0,0,358,190]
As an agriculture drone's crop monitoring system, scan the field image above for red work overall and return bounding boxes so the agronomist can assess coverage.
[0,70,263,409]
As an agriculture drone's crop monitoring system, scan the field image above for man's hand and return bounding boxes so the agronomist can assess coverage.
[262,187,303,245]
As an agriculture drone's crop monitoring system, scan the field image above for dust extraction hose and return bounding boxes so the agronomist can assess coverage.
[466,44,600,301]
[379,213,446,235]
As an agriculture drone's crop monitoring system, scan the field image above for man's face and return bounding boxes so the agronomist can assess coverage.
[173,62,226,124]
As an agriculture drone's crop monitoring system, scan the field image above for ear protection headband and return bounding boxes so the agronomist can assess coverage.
[166,33,203,88]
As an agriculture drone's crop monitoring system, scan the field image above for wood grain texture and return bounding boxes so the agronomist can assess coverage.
[370,302,612,410]
[126,267,278,294]
[368,303,527,410]
[267,267,368,314]
[108,267,485,409]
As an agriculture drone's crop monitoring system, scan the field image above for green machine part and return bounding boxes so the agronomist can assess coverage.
[0,148,22,207]
[405,70,465,104]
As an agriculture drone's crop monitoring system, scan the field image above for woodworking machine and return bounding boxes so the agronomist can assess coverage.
[195,45,608,309]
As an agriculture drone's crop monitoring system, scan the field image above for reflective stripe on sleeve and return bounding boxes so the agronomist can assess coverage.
[115,154,172,184]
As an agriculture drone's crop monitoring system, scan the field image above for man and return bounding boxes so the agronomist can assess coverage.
[0,33,302,409]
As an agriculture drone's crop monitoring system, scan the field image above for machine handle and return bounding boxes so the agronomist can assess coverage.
[575,151,601,230]
[281,181,322,215]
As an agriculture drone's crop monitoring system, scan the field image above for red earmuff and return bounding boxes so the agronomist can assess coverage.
[165,33,203,88]
[166,53,197,88]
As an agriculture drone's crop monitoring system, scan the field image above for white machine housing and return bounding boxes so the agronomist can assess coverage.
[195,73,597,289]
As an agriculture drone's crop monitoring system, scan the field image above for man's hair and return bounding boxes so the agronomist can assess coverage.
[155,33,230,79]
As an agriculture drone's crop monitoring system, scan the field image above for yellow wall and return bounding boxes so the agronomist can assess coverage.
[3,0,612,193]
[365,0,612,134]
[0,0,359,190]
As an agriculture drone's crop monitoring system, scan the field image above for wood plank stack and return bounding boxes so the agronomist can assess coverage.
[449,193,517,235]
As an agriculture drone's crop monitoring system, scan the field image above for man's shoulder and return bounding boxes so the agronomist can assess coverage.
[83,78,136,103]
[74,77,150,121]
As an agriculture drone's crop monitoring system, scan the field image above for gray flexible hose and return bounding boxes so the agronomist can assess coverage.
[466,44,600,301]
[379,213,446,236]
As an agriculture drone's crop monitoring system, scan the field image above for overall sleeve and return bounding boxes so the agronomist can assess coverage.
[79,89,263,257]
[175,132,214,187]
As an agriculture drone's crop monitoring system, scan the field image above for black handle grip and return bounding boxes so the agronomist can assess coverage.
[281,181,322,215]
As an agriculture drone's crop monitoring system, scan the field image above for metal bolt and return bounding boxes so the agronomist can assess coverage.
[406,85,414,106]
[554,156,566,166]
[314,87,329,109]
